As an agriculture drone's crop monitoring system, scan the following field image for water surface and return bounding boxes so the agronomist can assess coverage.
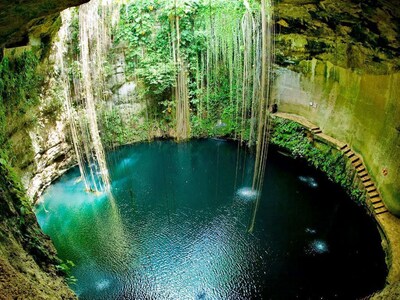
[36,139,386,299]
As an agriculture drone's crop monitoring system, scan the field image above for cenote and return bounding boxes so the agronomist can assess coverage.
[35,139,386,299]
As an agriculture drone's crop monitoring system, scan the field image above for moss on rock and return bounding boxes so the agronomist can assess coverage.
[275,0,400,74]
[0,151,76,299]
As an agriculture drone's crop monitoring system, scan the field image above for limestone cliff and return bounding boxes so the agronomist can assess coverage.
[0,155,75,299]
[0,1,90,299]
[274,0,400,216]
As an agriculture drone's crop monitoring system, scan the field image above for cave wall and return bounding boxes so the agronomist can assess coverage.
[273,62,400,215]
[0,145,76,299]
[273,0,400,216]
[0,0,89,48]
[0,1,91,298]
[2,17,77,202]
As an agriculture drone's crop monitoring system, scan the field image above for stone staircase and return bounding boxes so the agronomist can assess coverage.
[340,144,388,215]
[311,126,322,134]
[273,112,389,216]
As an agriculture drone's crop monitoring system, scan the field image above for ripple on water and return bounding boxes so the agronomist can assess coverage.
[95,279,111,291]
[36,140,387,300]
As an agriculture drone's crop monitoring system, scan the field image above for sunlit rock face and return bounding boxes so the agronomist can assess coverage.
[273,62,400,216]
[25,116,75,201]
[273,0,400,216]
[0,0,89,47]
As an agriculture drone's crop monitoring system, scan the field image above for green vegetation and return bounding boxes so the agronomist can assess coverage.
[0,50,48,175]
[0,52,42,146]
[108,0,264,143]
[56,259,77,285]
[0,150,32,220]
[115,0,178,109]
[100,109,151,145]
[271,118,364,202]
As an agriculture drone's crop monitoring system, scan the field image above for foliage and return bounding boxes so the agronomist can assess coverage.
[0,52,42,118]
[0,51,42,158]
[100,109,128,146]
[100,109,158,147]
[135,57,176,96]
[0,149,32,223]
[67,9,81,58]
[271,118,364,202]
[113,0,247,135]
[41,92,63,121]
[56,259,77,285]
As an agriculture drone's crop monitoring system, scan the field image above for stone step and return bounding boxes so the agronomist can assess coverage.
[368,191,379,198]
[343,148,352,155]
[354,161,363,169]
[362,181,374,188]
[340,144,348,151]
[366,186,377,193]
[311,127,320,131]
[350,156,360,163]
[346,152,355,158]
[375,207,388,215]
[361,176,371,183]
[373,202,385,209]
[356,165,365,172]
[370,197,382,204]
[358,170,369,178]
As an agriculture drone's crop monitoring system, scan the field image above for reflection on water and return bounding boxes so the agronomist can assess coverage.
[236,187,259,201]
[36,140,386,299]
[307,240,329,255]
[298,175,318,188]
[305,227,317,235]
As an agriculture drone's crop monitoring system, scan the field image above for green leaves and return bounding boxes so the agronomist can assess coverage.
[0,52,42,115]
[271,118,364,202]
[56,259,77,284]
[136,59,176,96]
[112,0,263,139]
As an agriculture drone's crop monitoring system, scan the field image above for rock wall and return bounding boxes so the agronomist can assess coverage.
[0,143,76,299]
[275,0,400,74]
[0,0,89,47]
[106,45,145,125]
[25,112,75,201]
[273,62,400,216]
[274,0,400,216]
[0,3,85,297]
[4,41,77,202]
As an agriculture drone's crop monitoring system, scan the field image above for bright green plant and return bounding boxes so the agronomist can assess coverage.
[271,118,364,202]
[56,259,77,285]
[135,57,176,96]
[0,51,43,163]
[0,52,42,115]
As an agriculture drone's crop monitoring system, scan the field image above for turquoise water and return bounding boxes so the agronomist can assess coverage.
[35,139,386,299]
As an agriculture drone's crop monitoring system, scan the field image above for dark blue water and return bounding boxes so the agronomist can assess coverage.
[35,139,386,299]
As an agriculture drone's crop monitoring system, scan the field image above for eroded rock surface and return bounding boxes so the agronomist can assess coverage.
[275,0,400,74]
[0,0,89,47]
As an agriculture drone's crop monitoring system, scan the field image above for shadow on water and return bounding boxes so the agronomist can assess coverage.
[35,139,387,299]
